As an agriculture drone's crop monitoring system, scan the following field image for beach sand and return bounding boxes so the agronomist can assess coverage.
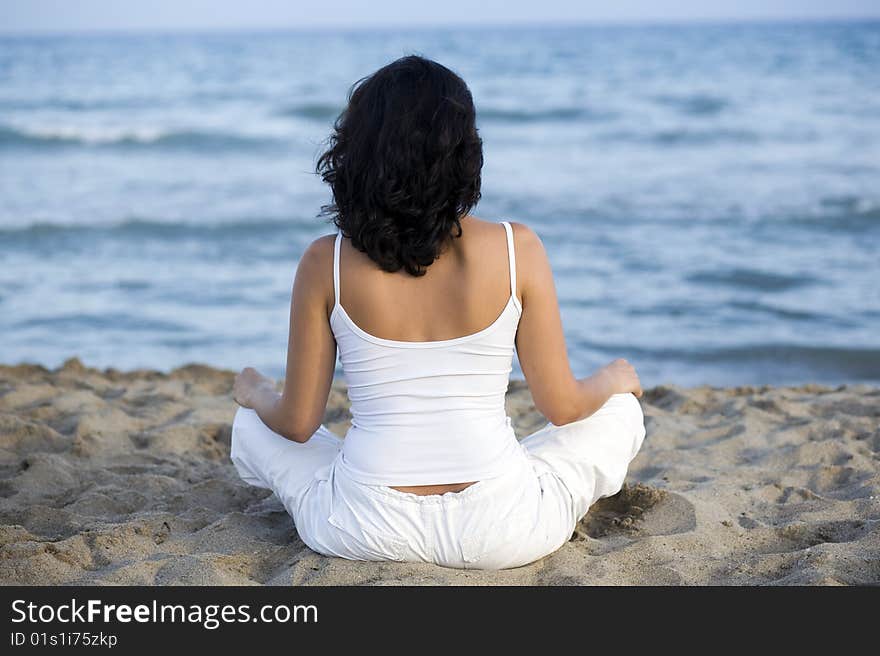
[0,358,877,585]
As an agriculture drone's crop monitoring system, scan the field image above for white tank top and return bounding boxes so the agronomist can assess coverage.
[330,220,526,486]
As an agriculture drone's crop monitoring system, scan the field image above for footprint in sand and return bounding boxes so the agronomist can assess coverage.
[574,483,697,540]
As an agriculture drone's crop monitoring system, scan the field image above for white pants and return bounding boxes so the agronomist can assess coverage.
[231,393,646,570]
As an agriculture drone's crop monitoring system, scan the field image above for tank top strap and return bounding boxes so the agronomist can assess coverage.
[500,221,518,307]
[333,229,342,308]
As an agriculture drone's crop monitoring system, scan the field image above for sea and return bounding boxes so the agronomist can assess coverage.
[1,21,878,386]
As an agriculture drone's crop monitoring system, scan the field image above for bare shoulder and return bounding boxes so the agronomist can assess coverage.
[464,215,543,252]
[461,216,547,268]
[299,233,336,269]
[294,233,337,302]
[505,222,552,305]
[506,221,546,262]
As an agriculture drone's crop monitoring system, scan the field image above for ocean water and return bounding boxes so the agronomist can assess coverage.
[1,22,878,386]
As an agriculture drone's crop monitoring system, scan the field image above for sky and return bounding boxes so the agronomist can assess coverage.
[1,0,879,33]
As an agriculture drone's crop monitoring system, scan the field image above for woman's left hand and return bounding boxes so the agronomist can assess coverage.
[233,367,277,408]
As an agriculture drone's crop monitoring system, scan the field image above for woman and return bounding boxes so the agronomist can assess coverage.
[230,55,646,570]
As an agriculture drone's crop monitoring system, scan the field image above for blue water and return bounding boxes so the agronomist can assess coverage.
[1,22,879,386]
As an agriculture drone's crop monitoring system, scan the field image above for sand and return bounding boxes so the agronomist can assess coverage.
[0,357,877,585]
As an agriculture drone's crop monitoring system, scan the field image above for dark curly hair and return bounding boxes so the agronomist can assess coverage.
[315,54,483,276]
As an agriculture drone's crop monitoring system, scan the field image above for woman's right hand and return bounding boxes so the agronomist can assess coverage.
[597,358,643,398]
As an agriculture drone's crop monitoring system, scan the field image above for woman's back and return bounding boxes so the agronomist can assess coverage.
[336,216,519,343]
[331,216,526,487]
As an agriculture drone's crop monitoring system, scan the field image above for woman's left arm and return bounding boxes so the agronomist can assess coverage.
[233,235,337,442]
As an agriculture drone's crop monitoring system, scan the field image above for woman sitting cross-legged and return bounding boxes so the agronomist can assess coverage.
[230,54,646,570]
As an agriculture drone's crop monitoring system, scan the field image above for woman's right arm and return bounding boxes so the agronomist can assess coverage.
[511,222,642,426]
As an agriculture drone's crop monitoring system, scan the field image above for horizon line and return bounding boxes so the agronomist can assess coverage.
[1,14,879,38]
